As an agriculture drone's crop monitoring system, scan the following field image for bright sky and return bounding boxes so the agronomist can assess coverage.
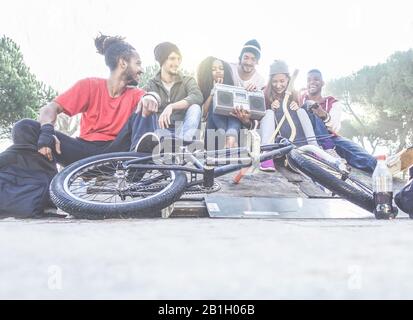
[1,0,412,92]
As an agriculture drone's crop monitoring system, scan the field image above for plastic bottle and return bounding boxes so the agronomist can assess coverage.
[372,155,397,219]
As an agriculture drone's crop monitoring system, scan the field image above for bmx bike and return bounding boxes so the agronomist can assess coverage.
[49,131,376,220]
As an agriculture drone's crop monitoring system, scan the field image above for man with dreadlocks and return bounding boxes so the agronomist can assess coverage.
[10,34,161,167]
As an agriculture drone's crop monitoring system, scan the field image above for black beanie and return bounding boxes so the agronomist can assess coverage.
[239,39,261,61]
[154,42,181,66]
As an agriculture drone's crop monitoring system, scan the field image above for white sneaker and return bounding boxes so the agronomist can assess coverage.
[324,148,347,164]
[134,132,161,155]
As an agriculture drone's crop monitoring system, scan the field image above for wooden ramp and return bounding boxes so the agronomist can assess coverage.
[169,167,408,219]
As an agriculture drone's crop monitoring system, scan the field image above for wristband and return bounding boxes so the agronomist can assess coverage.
[143,92,161,106]
[38,124,55,149]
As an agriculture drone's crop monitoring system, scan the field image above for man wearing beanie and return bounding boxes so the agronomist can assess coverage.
[145,42,203,142]
[230,39,266,91]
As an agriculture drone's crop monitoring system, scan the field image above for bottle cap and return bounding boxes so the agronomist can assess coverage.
[376,155,387,161]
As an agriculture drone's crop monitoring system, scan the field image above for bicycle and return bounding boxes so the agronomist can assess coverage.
[50,130,376,219]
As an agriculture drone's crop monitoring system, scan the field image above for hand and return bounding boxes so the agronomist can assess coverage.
[38,136,61,161]
[211,78,223,97]
[245,83,257,92]
[311,105,328,120]
[139,96,159,117]
[159,105,174,129]
[230,106,251,126]
[289,101,299,111]
[271,100,281,110]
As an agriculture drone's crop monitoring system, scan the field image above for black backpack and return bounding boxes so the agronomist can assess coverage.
[0,144,57,218]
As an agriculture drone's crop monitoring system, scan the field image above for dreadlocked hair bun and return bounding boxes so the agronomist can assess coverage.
[94,33,126,55]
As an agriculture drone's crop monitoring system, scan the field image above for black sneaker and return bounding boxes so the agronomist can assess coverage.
[134,132,161,155]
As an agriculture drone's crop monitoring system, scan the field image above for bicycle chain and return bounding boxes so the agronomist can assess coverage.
[182,182,221,195]
[122,181,222,196]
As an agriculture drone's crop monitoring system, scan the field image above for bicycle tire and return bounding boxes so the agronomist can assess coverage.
[50,152,187,219]
[287,149,375,213]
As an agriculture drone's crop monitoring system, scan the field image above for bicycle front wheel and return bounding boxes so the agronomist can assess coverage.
[50,152,187,219]
[287,149,374,213]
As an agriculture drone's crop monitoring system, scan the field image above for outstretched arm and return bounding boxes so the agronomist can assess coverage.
[37,102,64,161]
[38,102,63,126]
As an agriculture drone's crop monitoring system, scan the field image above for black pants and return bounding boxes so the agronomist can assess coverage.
[12,113,158,167]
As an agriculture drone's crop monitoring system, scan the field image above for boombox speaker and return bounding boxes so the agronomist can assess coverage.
[213,84,266,121]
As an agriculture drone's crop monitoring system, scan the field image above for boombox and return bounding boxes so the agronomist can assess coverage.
[213,84,266,121]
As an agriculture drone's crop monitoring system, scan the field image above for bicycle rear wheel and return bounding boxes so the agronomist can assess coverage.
[50,152,187,219]
[287,149,375,213]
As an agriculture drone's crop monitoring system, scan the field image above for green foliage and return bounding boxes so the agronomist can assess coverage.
[326,49,413,152]
[139,64,160,88]
[0,36,57,136]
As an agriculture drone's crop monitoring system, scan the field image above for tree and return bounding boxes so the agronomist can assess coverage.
[0,35,57,137]
[326,49,413,153]
[139,64,160,88]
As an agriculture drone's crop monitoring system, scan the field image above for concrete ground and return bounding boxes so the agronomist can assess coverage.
[1,217,413,300]
[2,138,413,300]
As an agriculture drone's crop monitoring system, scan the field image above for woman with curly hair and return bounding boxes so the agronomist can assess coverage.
[197,56,243,149]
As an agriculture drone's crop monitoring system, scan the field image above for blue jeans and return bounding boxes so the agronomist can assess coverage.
[204,113,242,150]
[305,111,335,150]
[156,104,202,142]
[207,113,242,138]
[305,111,377,173]
[333,136,377,173]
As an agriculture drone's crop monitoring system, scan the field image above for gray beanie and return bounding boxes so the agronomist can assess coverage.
[269,60,289,76]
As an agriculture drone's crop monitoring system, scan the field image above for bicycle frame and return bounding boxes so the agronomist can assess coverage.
[121,133,350,191]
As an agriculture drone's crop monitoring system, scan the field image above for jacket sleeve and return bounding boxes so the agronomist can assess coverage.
[183,77,204,107]
[325,101,342,133]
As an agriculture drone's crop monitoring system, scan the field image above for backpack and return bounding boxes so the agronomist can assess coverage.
[273,105,308,147]
[0,145,57,218]
[395,179,413,215]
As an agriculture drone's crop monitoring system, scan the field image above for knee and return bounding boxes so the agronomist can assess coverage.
[226,129,239,139]
[263,109,275,122]
[187,104,202,115]
[12,119,40,145]
[13,119,39,133]
[297,108,305,116]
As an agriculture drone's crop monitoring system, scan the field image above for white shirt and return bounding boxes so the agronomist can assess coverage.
[230,63,266,90]
[161,80,174,94]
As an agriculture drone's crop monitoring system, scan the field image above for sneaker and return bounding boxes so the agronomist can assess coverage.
[134,132,161,155]
[324,148,347,165]
[260,159,276,172]
[387,147,413,175]
[185,139,205,153]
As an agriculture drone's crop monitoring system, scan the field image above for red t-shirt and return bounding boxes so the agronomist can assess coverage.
[54,78,145,141]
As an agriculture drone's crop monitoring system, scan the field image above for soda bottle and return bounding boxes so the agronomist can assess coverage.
[372,155,397,219]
